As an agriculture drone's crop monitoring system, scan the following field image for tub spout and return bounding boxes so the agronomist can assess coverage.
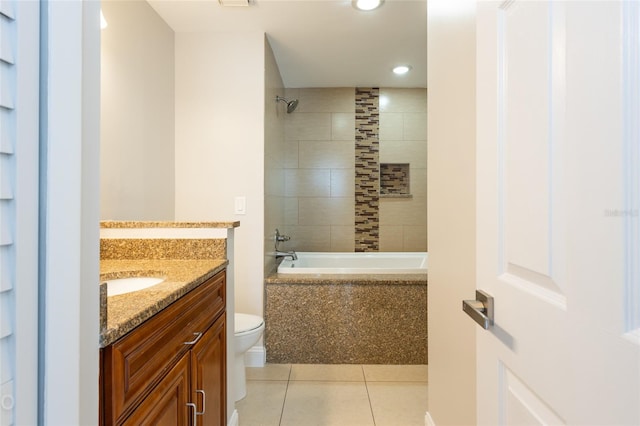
[276,250,298,261]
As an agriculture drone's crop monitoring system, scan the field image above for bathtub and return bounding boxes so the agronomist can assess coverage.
[266,252,428,364]
[277,251,428,274]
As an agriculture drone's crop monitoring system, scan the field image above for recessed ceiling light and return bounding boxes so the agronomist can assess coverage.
[393,65,411,75]
[353,0,384,12]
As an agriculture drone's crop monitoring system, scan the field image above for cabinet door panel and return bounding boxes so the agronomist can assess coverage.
[191,313,226,426]
[121,354,190,426]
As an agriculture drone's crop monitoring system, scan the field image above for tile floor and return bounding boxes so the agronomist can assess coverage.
[236,364,428,426]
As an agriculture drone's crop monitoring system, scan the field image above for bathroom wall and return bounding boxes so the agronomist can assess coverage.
[100,0,175,220]
[282,87,427,252]
[264,39,286,275]
[174,31,267,320]
[379,88,428,251]
[427,0,477,424]
[282,88,356,252]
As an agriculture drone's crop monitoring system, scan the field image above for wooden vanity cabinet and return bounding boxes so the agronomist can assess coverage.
[101,270,226,426]
[121,353,191,426]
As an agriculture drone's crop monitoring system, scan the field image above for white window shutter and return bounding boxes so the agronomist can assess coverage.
[0,0,40,424]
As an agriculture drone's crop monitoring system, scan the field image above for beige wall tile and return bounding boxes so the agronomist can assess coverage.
[295,88,355,113]
[379,140,427,166]
[265,167,285,196]
[379,225,404,251]
[284,169,330,197]
[284,198,298,225]
[331,169,355,197]
[403,225,428,251]
[379,197,427,226]
[409,167,427,198]
[284,88,300,101]
[299,141,354,169]
[285,113,331,141]
[332,112,355,141]
[403,112,428,140]
[283,225,331,251]
[379,88,427,113]
[283,140,298,168]
[330,226,355,251]
[379,113,403,141]
[298,197,354,226]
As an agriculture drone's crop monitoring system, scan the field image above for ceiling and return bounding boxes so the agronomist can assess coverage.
[146,0,427,88]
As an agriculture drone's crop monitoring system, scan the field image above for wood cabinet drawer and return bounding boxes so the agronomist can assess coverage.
[102,270,225,424]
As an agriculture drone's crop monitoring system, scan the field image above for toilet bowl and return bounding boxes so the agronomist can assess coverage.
[234,313,265,401]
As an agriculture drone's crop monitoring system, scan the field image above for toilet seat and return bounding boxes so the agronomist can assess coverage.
[235,313,264,336]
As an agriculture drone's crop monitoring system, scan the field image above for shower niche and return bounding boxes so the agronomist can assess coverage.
[380,163,412,198]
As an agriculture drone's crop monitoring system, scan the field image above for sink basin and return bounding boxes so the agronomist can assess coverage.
[105,276,165,297]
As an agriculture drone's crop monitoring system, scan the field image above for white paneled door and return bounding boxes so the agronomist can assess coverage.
[475,1,639,425]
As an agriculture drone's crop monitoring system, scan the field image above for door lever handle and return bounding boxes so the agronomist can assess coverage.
[462,290,494,329]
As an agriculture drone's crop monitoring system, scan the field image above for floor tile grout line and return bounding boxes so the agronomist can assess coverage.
[363,365,378,426]
[277,365,293,426]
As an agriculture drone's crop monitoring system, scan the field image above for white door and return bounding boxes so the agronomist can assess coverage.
[474,1,639,425]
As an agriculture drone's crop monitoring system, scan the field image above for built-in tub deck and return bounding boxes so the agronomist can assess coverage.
[277,252,427,275]
[265,259,428,365]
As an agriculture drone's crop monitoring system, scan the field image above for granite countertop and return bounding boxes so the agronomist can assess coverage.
[265,272,428,285]
[100,258,227,347]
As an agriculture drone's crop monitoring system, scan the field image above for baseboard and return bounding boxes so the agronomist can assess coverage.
[244,345,266,367]
[228,409,239,426]
[425,411,436,426]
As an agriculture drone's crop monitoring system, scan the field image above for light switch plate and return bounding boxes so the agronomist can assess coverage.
[234,196,246,215]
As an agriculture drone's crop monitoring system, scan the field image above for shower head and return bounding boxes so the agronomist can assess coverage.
[276,95,299,113]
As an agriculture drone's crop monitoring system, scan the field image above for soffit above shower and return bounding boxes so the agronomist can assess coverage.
[146,0,427,89]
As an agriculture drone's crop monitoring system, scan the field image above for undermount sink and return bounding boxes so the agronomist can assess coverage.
[105,276,165,297]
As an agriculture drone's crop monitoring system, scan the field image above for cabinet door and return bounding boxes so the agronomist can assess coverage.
[191,313,226,426]
[121,354,191,426]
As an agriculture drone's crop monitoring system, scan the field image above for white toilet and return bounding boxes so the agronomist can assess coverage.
[233,313,265,401]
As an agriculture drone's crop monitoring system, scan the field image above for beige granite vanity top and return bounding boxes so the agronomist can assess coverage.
[100,258,227,347]
[101,221,240,229]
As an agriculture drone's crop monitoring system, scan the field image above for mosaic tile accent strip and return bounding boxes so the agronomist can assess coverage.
[380,163,410,196]
[355,87,380,252]
[100,238,227,260]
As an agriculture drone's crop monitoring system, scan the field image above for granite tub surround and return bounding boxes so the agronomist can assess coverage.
[265,274,427,364]
[100,258,227,346]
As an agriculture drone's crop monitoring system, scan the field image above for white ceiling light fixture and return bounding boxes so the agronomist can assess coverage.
[353,0,384,12]
[392,65,411,75]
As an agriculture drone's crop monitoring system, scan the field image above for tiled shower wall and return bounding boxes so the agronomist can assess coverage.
[283,88,427,252]
[379,88,428,251]
[283,88,356,251]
